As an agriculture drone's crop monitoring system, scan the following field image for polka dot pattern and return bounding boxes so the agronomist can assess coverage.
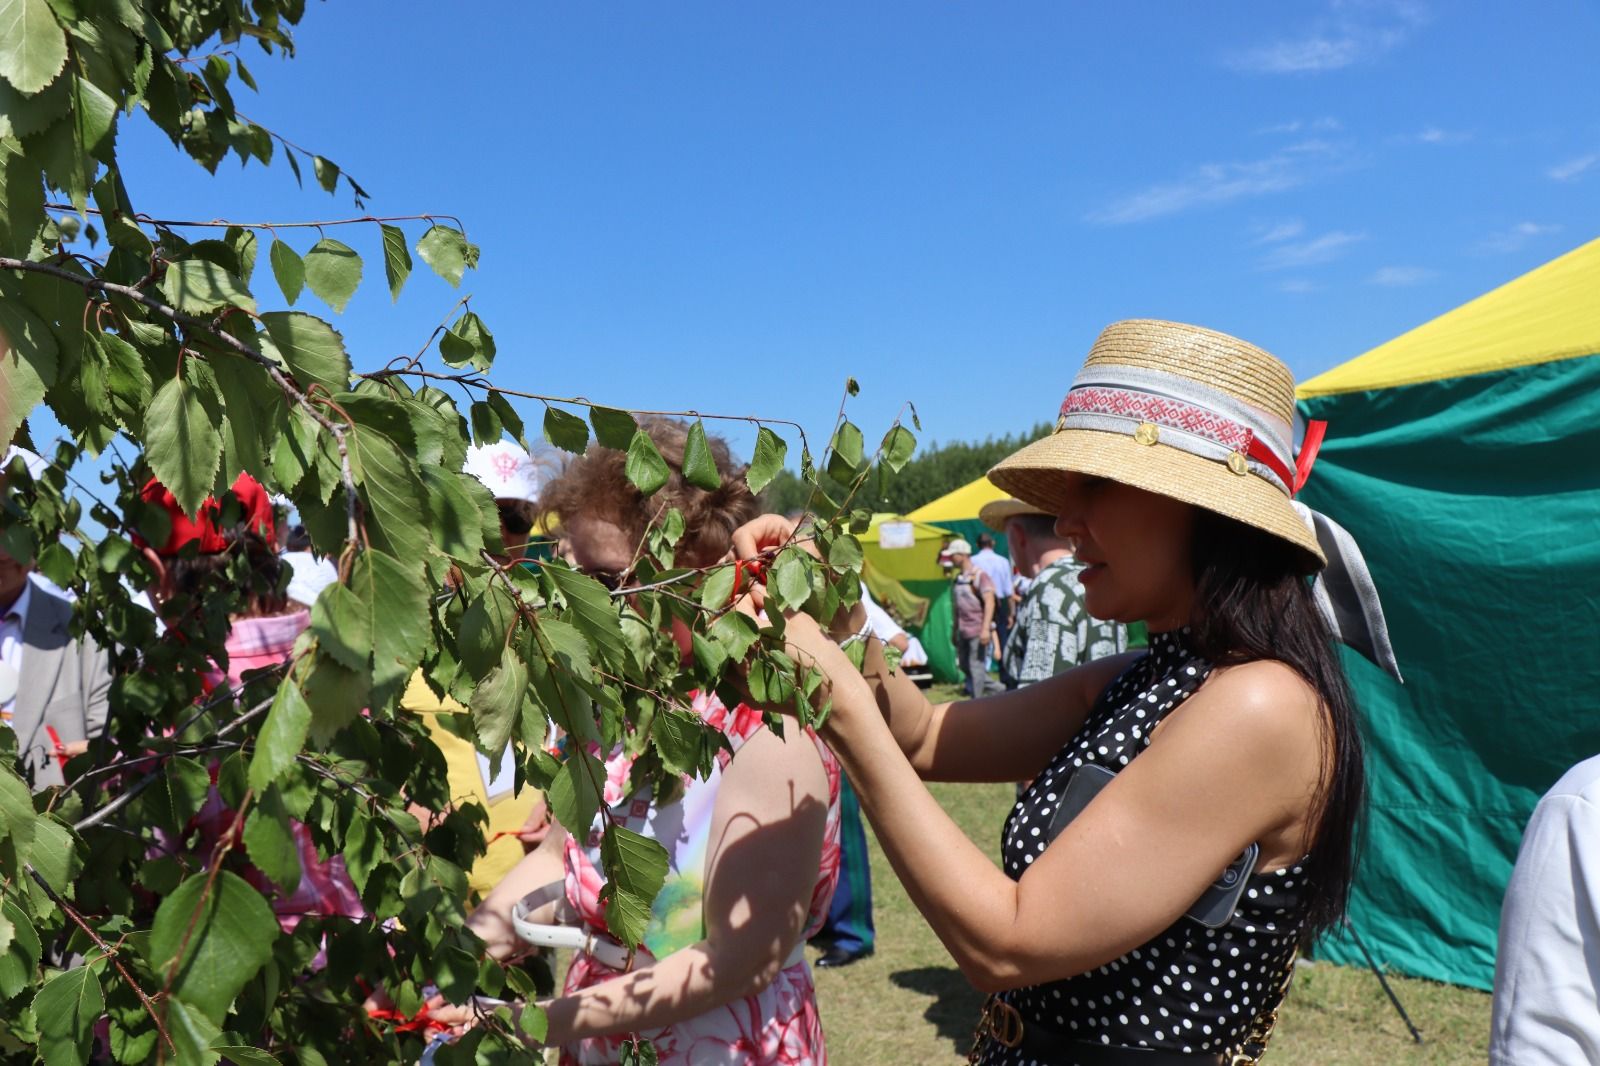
[977,629,1309,1064]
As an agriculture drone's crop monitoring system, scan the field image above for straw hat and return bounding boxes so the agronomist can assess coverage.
[978,497,1051,532]
[988,319,1326,569]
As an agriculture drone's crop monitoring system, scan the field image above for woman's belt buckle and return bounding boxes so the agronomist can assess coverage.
[979,996,1024,1049]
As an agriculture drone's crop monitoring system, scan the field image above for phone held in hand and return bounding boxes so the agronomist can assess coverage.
[1044,762,1259,929]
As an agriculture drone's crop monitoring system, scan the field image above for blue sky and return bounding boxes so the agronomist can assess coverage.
[36,0,1600,467]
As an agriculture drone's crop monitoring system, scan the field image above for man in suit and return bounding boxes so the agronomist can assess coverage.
[1,447,112,790]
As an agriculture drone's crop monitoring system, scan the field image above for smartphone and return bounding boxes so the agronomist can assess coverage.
[1043,763,1259,929]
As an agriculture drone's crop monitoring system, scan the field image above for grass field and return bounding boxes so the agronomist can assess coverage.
[810,686,1491,1063]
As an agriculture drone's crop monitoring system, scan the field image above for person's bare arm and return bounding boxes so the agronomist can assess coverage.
[788,615,1326,990]
[536,725,829,1045]
[465,821,571,961]
[732,514,1127,783]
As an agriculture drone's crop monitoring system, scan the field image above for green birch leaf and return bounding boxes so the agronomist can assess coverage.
[545,565,626,670]
[247,680,311,791]
[283,146,302,187]
[32,960,103,1065]
[471,645,527,762]
[351,549,433,712]
[417,464,486,561]
[457,584,519,681]
[546,748,605,838]
[311,155,338,193]
[619,1037,659,1066]
[163,998,222,1066]
[625,431,669,496]
[827,420,865,481]
[225,227,258,285]
[302,237,361,313]
[99,330,150,430]
[24,815,78,896]
[468,399,501,446]
[310,581,370,672]
[302,651,369,746]
[488,390,524,445]
[201,54,233,115]
[149,871,277,1025]
[208,354,275,483]
[69,72,118,164]
[771,548,813,611]
[880,424,916,472]
[746,426,787,494]
[537,617,593,681]
[0,0,68,95]
[242,788,301,891]
[145,373,224,517]
[378,222,411,301]
[708,610,759,663]
[0,293,56,449]
[845,376,860,397]
[209,1045,278,1066]
[415,223,477,286]
[260,310,349,395]
[697,566,736,610]
[233,55,258,92]
[599,824,670,949]
[160,259,256,314]
[589,406,637,450]
[542,407,588,453]
[438,310,495,371]
[268,238,303,305]
[341,808,381,897]
[348,424,432,563]
[681,419,720,491]
[0,67,68,140]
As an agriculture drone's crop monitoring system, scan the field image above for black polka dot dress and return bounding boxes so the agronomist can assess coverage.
[979,628,1308,1064]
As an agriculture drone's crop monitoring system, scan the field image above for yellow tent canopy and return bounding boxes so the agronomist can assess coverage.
[1298,235,1600,398]
[861,512,952,585]
[906,477,1010,525]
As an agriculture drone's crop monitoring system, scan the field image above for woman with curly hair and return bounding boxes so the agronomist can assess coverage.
[449,418,843,1065]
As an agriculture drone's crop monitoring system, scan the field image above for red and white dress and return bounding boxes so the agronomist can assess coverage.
[559,693,841,1065]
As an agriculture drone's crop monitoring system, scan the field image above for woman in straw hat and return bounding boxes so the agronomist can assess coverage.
[732,320,1396,1065]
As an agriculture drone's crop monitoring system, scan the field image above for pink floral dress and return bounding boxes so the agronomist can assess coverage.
[559,692,842,1065]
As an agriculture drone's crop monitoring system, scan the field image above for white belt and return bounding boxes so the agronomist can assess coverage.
[511,898,809,974]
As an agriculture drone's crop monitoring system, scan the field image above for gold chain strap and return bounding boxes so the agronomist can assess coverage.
[1228,949,1299,1065]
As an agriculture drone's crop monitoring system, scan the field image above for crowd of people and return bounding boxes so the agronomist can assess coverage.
[2,317,1595,1064]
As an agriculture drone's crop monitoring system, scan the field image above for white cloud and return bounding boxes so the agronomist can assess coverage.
[1391,126,1472,146]
[1228,1,1429,75]
[1279,279,1322,294]
[1368,265,1436,286]
[1547,153,1598,182]
[1478,222,1561,253]
[1254,219,1306,244]
[1257,117,1343,136]
[1087,143,1346,225]
[1260,230,1367,270]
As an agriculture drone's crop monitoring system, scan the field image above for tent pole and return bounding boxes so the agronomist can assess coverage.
[1342,918,1424,1044]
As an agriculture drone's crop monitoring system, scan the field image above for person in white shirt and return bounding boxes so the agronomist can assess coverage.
[859,584,928,669]
[1490,753,1600,1065]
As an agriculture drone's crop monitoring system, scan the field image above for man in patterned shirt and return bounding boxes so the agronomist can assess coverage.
[980,498,1126,689]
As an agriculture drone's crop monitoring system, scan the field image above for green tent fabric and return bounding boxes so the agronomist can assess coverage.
[1296,237,1600,990]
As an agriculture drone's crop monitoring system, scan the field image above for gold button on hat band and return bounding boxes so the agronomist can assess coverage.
[1133,422,1160,446]
[1227,451,1250,476]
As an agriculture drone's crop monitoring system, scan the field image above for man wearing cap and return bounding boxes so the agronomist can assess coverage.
[981,497,1127,691]
[1,447,112,790]
[947,538,1001,697]
[406,440,550,893]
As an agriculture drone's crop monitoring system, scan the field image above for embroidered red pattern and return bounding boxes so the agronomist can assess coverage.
[1060,386,1254,452]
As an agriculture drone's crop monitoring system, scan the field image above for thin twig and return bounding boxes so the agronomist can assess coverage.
[0,255,362,545]
[46,203,466,234]
[23,864,175,1054]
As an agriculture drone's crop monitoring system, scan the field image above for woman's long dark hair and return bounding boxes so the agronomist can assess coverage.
[1187,507,1364,938]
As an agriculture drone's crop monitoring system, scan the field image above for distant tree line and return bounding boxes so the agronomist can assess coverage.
[761,421,1054,516]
